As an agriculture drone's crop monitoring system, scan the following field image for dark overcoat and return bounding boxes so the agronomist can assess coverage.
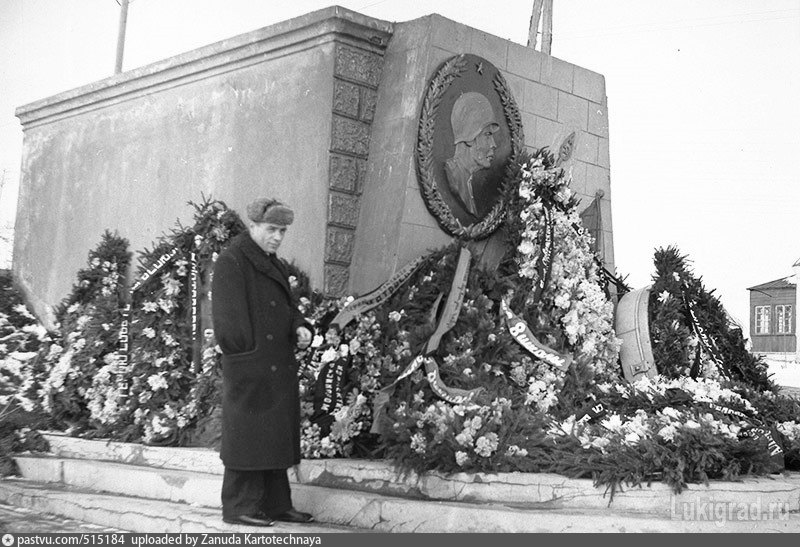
[211,232,308,470]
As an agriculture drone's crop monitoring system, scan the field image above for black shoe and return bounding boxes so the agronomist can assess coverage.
[274,508,315,523]
[223,514,276,527]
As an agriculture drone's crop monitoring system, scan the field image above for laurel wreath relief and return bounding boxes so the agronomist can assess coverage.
[415,54,525,241]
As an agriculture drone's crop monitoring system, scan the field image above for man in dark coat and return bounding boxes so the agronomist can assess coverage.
[212,197,314,527]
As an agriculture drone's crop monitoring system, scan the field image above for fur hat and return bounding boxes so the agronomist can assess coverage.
[246,198,294,225]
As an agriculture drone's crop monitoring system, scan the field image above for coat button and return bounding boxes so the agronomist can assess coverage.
[266,334,273,340]
[270,300,276,307]
[271,365,277,372]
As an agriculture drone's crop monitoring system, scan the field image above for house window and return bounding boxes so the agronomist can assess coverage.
[776,305,793,334]
[755,305,770,334]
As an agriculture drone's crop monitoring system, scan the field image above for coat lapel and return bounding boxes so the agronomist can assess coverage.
[237,233,292,299]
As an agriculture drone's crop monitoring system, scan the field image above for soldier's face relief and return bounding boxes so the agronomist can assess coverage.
[469,125,497,169]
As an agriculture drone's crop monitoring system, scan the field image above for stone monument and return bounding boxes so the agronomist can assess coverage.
[13,6,613,323]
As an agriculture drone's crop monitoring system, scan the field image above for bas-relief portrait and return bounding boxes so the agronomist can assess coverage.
[444,92,500,218]
[416,54,522,239]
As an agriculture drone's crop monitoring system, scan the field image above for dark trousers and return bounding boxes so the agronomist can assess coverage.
[221,467,293,519]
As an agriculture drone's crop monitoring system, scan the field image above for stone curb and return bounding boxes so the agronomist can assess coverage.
[0,479,357,534]
[41,433,800,516]
[3,476,799,533]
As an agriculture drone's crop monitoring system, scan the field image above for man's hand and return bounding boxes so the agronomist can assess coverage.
[296,326,312,349]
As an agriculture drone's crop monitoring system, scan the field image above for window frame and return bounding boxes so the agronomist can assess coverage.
[754,305,771,335]
[775,304,793,334]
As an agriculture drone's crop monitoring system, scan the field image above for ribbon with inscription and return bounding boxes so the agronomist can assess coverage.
[533,207,555,301]
[330,256,427,330]
[117,242,203,398]
[739,425,785,470]
[190,251,200,373]
[311,353,350,436]
[680,283,726,378]
[500,299,572,371]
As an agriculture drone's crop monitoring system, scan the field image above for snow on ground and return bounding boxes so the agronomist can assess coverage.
[764,356,800,388]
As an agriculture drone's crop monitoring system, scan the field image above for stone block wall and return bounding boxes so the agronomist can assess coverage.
[350,14,614,294]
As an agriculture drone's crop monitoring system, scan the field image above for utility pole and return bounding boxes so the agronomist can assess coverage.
[527,0,553,55]
[115,0,130,74]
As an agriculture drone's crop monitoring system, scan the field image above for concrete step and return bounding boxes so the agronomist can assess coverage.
[0,478,357,533]
[40,433,800,516]
[7,452,800,532]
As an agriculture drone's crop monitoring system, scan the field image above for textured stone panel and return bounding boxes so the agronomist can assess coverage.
[587,101,609,138]
[573,66,606,104]
[598,137,610,169]
[329,154,366,194]
[503,73,526,112]
[328,192,361,228]
[326,226,356,264]
[533,116,563,150]
[359,88,378,122]
[331,116,371,156]
[541,56,574,93]
[333,80,360,118]
[430,14,470,53]
[569,161,589,195]
[585,164,611,199]
[557,91,588,130]
[523,80,558,121]
[506,42,542,81]
[574,131,599,165]
[324,263,350,296]
[335,45,383,87]
[520,112,537,148]
[467,29,509,69]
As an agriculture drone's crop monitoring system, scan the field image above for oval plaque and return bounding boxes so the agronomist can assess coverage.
[415,54,524,240]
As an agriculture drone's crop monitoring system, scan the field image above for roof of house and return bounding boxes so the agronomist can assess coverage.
[747,277,796,291]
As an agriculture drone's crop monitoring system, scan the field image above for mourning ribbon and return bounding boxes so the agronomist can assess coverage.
[117,243,197,398]
[371,247,482,433]
[500,299,572,371]
[330,256,427,330]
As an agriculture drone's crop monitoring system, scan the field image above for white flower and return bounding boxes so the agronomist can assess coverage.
[311,335,324,348]
[142,301,159,313]
[320,347,338,364]
[455,451,469,466]
[504,444,529,457]
[657,424,678,442]
[474,432,499,457]
[410,432,427,454]
[388,310,403,322]
[661,406,681,420]
[142,327,156,339]
[147,374,168,391]
[601,414,623,433]
[623,432,641,445]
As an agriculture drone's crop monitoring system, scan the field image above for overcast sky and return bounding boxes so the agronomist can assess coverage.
[1,0,798,338]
